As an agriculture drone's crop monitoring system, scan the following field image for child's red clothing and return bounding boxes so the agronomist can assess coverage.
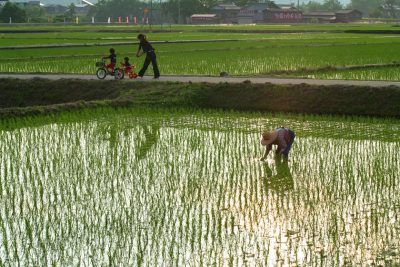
[106,63,115,70]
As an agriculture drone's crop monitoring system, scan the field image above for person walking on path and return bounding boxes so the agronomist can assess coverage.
[260,127,295,161]
[136,34,160,79]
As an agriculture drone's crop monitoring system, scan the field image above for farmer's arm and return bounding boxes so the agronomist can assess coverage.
[136,43,142,57]
[260,145,272,160]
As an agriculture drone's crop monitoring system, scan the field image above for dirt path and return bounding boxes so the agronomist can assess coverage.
[1,73,400,88]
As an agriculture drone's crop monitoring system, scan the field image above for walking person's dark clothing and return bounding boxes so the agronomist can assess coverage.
[136,34,160,79]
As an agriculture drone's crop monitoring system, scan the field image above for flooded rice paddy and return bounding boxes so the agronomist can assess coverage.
[0,108,399,266]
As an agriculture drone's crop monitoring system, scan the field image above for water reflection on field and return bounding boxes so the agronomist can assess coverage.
[0,109,399,266]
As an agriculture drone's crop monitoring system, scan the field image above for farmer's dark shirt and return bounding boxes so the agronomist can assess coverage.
[139,40,154,53]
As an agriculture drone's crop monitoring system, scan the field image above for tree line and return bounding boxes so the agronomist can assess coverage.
[1,0,400,23]
[301,0,400,18]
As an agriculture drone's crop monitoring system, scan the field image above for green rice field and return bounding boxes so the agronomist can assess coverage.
[0,22,398,32]
[1,107,399,265]
[293,65,400,80]
[1,24,400,80]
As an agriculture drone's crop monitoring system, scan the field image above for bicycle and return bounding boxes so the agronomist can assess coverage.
[95,59,124,80]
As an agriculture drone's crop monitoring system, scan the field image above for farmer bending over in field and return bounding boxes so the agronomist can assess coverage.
[136,34,160,79]
[260,127,295,161]
[103,48,117,73]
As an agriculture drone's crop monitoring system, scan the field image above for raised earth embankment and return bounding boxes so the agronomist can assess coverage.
[0,78,399,118]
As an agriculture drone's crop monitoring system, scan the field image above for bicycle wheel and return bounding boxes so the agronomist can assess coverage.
[96,68,107,79]
[115,68,124,80]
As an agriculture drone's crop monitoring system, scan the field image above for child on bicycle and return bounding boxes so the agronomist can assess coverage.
[103,48,117,73]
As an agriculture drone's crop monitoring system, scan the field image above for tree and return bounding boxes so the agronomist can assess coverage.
[370,6,384,17]
[381,0,400,18]
[0,2,26,23]
[85,5,97,20]
[300,1,324,12]
[348,0,380,16]
[369,7,384,18]
[322,0,343,11]
[24,5,46,22]
[234,0,259,7]
[64,3,76,21]
[198,0,219,9]
[163,0,206,23]
[95,0,146,22]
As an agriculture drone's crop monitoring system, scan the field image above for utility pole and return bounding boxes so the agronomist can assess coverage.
[160,0,162,27]
[178,0,181,24]
[150,0,153,29]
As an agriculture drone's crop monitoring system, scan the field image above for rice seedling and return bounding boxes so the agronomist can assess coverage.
[0,107,399,265]
[292,66,400,81]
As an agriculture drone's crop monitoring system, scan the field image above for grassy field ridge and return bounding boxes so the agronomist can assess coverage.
[0,78,399,118]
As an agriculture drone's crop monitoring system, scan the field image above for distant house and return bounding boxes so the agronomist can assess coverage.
[75,4,91,15]
[44,4,68,14]
[335,9,362,22]
[43,2,92,15]
[190,14,219,24]
[35,0,98,5]
[277,4,297,10]
[264,8,302,23]
[302,11,336,23]
[81,0,95,5]
[303,9,362,23]
[27,0,40,6]
[211,3,240,23]
[237,2,279,24]
[6,0,41,6]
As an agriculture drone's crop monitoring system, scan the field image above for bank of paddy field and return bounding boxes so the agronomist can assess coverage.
[1,23,400,80]
[0,106,399,266]
[1,78,400,118]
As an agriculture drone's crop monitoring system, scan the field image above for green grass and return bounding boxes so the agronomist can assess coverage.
[0,107,399,265]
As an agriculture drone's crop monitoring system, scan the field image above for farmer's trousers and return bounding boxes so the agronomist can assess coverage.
[138,51,160,78]
[282,129,295,156]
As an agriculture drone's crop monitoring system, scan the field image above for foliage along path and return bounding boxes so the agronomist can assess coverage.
[0,73,400,88]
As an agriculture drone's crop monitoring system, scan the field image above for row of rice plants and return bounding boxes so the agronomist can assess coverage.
[1,108,399,265]
[0,22,397,32]
[4,32,400,58]
[2,31,399,47]
[292,66,400,80]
